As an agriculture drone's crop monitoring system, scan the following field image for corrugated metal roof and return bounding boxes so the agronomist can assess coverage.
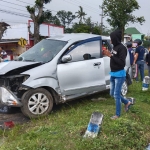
[0,39,19,43]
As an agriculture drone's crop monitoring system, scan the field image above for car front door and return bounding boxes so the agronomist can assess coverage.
[57,37,106,96]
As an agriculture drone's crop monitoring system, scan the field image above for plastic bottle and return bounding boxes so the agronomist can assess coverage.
[142,76,150,91]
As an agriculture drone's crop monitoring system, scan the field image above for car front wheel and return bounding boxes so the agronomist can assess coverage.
[21,88,53,118]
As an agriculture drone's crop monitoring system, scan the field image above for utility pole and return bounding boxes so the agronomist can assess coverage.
[99,4,104,35]
[148,30,150,41]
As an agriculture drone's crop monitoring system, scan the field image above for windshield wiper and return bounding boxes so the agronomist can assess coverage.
[23,59,35,62]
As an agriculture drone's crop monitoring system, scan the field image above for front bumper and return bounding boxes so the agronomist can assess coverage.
[0,87,22,107]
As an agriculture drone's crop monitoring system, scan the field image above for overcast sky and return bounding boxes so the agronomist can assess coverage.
[0,0,149,35]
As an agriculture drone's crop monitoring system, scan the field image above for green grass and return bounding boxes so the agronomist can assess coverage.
[0,81,150,150]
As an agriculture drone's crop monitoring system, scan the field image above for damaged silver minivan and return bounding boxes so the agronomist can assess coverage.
[0,33,132,118]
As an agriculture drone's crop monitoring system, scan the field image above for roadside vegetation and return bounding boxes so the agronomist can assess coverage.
[0,79,150,150]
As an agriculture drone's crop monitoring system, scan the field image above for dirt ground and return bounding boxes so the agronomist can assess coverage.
[0,106,30,127]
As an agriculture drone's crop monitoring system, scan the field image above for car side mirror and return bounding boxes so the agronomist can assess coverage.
[61,54,72,63]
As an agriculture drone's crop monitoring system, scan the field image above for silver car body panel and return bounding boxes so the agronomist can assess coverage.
[0,61,39,75]
[57,58,106,96]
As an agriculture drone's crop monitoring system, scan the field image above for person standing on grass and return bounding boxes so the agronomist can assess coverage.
[126,41,134,66]
[146,47,150,77]
[126,41,135,79]
[102,29,132,120]
[133,39,145,82]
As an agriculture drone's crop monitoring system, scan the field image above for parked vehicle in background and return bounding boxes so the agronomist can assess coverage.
[0,33,132,118]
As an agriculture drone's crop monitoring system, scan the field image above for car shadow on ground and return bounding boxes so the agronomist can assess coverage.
[0,107,30,126]
[0,90,109,127]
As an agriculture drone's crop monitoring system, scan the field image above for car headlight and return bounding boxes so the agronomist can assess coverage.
[0,87,22,106]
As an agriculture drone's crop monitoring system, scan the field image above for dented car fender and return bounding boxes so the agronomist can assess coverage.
[22,77,60,93]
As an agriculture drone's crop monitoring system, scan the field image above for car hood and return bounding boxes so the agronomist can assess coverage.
[0,61,41,75]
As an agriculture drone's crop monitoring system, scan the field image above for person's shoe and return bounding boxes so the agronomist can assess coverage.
[125,101,132,112]
[110,115,119,120]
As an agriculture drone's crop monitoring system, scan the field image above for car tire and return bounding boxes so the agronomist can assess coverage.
[121,81,128,96]
[21,88,53,118]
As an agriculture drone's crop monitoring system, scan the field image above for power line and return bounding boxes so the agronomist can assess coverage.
[2,19,28,24]
[15,0,58,13]
[0,9,30,18]
[15,0,34,6]
[0,0,27,8]
[63,0,100,14]
[70,0,100,12]
[1,0,57,13]
[1,4,28,13]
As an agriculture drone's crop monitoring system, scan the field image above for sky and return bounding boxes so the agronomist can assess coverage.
[0,0,150,35]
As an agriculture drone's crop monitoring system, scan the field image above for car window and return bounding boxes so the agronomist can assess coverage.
[18,39,67,63]
[66,40,100,62]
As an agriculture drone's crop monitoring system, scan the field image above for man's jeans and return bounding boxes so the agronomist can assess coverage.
[110,76,129,116]
[136,60,145,81]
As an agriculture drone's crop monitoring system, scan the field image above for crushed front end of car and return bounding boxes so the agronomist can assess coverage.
[0,74,30,107]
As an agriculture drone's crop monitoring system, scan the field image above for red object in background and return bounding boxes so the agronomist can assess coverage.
[4,121,15,128]
[102,46,107,51]
[10,55,13,60]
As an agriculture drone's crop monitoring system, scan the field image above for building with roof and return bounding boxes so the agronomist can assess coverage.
[124,27,144,42]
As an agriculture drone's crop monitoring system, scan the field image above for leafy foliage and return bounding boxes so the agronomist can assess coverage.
[26,0,52,44]
[143,40,150,48]
[102,0,145,39]
[56,10,76,28]
[75,6,87,23]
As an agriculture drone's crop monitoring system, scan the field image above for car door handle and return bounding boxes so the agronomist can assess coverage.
[93,62,101,66]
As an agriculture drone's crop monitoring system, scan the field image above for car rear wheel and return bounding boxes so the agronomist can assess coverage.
[21,88,53,118]
[121,81,128,96]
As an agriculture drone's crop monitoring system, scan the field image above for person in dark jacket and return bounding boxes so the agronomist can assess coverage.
[146,47,150,77]
[102,29,132,120]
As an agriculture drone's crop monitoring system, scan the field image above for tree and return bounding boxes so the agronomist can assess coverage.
[0,22,10,40]
[102,0,145,40]
[44,11,61,26]
[26,0,52,45]
[57,10,76,28]
[75,6,87,23]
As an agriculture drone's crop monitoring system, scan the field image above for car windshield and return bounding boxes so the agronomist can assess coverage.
[17,39,67,63]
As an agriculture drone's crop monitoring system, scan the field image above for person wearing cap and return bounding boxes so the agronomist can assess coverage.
[133,39,145,82]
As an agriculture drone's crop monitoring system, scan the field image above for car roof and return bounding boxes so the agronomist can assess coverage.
[47,33,110,42]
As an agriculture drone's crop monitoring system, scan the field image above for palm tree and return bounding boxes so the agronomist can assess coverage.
[75,6,87,24]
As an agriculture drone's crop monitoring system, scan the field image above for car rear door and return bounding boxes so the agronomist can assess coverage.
[57,37,106,96]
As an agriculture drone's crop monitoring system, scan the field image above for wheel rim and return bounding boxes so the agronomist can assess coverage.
[121,82,128,96]
[28,93,49,115]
